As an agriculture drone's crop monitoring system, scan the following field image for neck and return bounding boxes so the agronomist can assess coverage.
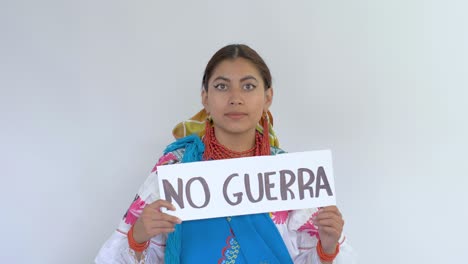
[213,127,256,152]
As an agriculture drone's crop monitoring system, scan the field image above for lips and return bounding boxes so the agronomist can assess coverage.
[225,112,248,119]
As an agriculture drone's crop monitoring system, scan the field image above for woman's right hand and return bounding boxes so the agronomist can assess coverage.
[132,199,182,243]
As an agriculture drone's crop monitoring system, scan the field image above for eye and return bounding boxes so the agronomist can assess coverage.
[243,83,256,91]
[214,83,228,90]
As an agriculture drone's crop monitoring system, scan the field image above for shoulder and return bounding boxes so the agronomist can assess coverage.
[165,148,185,162]
[150,148,184,173]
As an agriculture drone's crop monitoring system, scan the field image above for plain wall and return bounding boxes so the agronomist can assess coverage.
[1,0,467,263]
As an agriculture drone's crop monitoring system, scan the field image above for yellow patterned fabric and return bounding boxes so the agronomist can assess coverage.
[172,109,280,148]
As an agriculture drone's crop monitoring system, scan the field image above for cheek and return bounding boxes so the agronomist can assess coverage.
[207,98,224,114]
[251,102,265,119]
[254,96,268,110]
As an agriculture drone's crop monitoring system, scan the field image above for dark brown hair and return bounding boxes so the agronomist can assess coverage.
[202,44,272,91]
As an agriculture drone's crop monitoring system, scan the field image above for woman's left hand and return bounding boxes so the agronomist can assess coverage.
[313,205,344,254]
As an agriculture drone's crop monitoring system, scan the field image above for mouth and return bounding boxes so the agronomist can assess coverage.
[225,112,248,119]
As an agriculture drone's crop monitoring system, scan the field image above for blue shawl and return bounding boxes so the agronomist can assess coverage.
[163,135,293,264]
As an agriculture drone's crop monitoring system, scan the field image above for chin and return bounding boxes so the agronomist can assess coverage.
[227,126,257,135]
[215,124,252,135]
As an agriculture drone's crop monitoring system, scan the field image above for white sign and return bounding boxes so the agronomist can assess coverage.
[157,150,336,221]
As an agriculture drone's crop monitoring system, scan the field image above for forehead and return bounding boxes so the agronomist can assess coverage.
[210,58,262,80]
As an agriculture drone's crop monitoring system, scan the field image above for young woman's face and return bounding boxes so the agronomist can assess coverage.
[202,58,273,139]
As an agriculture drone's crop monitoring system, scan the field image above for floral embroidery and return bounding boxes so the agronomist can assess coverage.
[297,210,320,238]
[151,152,178,173]
[218,230,240,264]
[123,195,146,225]
[271,210,290,224]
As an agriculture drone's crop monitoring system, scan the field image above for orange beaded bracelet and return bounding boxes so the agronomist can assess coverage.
[127,224,150,252]
[317,240,340,262]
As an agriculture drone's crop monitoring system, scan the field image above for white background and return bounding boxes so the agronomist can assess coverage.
[1,0,467,263]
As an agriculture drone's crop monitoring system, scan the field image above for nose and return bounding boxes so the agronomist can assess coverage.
[229,98,243,105]
[229,87,244,105]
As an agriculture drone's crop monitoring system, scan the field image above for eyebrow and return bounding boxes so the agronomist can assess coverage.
[212,76,230,82]
[240,75,258,83]
[212,75,258,83]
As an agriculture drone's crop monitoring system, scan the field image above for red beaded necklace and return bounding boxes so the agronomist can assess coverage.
[202,116,271,160]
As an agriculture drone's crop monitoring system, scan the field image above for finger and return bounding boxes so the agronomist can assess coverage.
[139,218,179,237]
[152,212,182,224]
[149,220,178,229]
[318,226,342,239]
[149,199,177,211]
[316,207,343,221]
[140,209,182,226]
[152,227,176,234]
[318,206,342,218]
[314,211,344,228]
[314,217,343,230]
[314,212,343,224]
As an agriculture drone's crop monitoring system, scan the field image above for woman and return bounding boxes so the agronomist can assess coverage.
[96,44,356,263]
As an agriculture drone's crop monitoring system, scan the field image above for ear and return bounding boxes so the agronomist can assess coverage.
[263,87,273,112]
[201,89,209,113]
